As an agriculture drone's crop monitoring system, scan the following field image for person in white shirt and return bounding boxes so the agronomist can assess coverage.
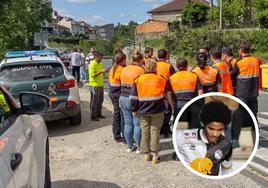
[69,48,82,82]
[176,101,233,176]
[79,48,86,82]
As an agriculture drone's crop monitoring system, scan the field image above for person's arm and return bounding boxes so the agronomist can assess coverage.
[216,71,222,92]
[129,80,139,113]
[165,79,174,111]
[196,77,203,95]
[169,65,176,76]
[231,62,239,80]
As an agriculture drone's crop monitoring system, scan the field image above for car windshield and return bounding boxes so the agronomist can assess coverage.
[0,62,64,81]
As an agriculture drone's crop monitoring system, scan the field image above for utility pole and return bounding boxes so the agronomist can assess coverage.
[219,0,223,30]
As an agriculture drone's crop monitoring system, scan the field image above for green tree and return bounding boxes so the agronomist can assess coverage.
[0,0,52,56]
[112,21,138,49]
[253,0,268,28]
[181,1,209,27]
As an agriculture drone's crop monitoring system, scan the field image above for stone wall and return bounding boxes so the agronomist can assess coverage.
[151,11,181,22]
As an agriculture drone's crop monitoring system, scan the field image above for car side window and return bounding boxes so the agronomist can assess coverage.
[0,90,12,125]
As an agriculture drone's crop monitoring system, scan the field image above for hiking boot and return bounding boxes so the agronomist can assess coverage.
[152,155,161,164]
[144,153,153,161]
[97,114,106,119]
[91,117,99,121]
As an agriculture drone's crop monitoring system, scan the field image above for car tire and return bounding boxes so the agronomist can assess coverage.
[44,140,51,188]
[70,109,81,126]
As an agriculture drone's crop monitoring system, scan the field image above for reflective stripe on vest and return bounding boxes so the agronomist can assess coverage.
[237,56,259,79]
[170,71,197,93]
[192,66,217,86]
[157,61,171,79]
[120,64,144,86]
[136,73,166,101]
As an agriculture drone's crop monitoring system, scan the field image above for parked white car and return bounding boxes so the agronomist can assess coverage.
[0,86,51,188]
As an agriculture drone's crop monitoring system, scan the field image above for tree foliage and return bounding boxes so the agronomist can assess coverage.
[181,2,209,27]
[253,0,268,27]
[111,21,138,49]
[0,0,52,56]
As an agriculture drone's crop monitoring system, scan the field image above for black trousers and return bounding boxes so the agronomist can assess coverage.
[161,100,172,135]
[72,66,80,82]
[109,94,125,140]
[232,103,256,143]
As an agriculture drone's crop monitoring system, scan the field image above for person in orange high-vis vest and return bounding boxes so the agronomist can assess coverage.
[192,52,222,93]
[119,50,145,153]
[211,48,234,95]
[222,47,238,93]
[156,49,175,138]
[231,41,259,119]
[130,59,172,164]
[169,58,203,119]
[109,51,126,142]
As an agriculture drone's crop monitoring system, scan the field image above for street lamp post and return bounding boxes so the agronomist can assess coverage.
[219,0,223,30]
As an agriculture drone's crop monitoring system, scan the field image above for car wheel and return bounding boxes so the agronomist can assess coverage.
[44,140,51,188]
[70,109,81,126]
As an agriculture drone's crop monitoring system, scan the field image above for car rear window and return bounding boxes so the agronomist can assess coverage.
[0,62,64,81]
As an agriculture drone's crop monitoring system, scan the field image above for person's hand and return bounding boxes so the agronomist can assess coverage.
[104,67,111,73]
[191,158,213,175]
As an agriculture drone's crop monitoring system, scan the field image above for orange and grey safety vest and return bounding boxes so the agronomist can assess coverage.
[213,61,234,95]
[156,61,175,79]
[120,64,144,97]
[191,66,220,93]
[129,73,166,114]
[169,71,200,101]
[109,64,124,98]
[231,55,259,97]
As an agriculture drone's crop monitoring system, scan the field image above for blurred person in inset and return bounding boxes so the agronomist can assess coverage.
[176,101,233,176]
[109,51,127,143]
[169,58,203,119]
[85,48,95,82]
[130,59,172,164]
[191,52,222,93]
[119,50,144,153]
[211,48,234,95]
[156,49,176,138]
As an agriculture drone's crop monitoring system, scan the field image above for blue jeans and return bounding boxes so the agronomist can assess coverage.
[119,96,141,148]
[80,64,87,81]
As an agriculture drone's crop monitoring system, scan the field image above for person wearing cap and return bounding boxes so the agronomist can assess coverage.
[88,52,109,121]
[130,59,172,164]
[191,52,222,93]
[176,101,233,176]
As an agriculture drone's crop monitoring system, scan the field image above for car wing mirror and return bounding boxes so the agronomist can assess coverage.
[19,92,51,114]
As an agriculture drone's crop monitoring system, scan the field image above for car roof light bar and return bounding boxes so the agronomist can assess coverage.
[5,50,56,58]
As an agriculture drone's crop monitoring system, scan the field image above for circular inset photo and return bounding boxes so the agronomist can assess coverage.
[172,93,259,179]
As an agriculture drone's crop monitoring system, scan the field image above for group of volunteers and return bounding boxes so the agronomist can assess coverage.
[86,40,260,164]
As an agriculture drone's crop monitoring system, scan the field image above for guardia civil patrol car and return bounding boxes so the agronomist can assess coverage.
[0,50,81,125]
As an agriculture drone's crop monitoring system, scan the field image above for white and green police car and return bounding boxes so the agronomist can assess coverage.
[0,50,81,125]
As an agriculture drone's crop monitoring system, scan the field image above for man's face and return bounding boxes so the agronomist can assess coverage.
[204,122,224,143]
[95,55,103,62]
